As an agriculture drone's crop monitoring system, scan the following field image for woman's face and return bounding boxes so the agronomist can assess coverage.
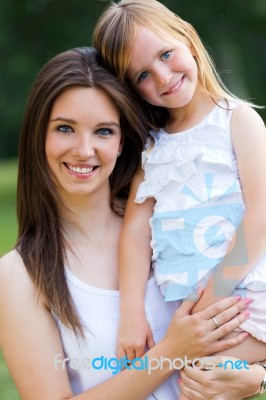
[126,26,198,110]
[45,86,123,201]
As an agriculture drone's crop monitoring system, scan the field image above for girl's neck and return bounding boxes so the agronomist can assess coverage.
[165,89,217,134]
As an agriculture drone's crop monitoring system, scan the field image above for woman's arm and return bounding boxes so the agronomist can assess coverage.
[118,168,156,360]
[0,251,250,400]
[179,356,266,400]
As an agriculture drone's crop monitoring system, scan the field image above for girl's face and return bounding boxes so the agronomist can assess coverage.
[45,86,123,202]
[127,26,198,110]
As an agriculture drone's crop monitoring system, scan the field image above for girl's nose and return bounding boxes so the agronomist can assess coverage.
[155,68,173,88]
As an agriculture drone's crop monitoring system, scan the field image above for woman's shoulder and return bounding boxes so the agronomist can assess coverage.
[0,249,25,276]
[0,249,40,303]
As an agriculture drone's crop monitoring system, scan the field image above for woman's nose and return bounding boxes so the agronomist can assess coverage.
[72,133,95,159]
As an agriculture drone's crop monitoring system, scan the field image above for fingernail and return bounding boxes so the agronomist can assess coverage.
[243,298,253,305]
[242,310,250,318]
[234,295,242,301]
[177,378,182,384]
[242,332,250,338]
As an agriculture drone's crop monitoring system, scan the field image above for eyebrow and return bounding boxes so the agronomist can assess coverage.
[50,117,120,129]
[95,122,121,129]
[50,117,77,124]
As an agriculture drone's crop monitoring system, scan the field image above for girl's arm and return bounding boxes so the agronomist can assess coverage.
[118,168,155,360]
[0,250,250,400]
[179,355,266,400]
[193,106,266,311]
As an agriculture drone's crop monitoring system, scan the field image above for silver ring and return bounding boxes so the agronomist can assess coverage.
[211,316,220,329]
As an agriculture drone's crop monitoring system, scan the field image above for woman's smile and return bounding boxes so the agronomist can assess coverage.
[64,162,99,178]
[45,86,122,199]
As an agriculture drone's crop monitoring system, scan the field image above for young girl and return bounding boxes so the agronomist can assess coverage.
[93,0,266,376]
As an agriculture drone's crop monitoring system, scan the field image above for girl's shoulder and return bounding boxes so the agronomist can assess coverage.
[231,103,264,123]
[231,104,265,142]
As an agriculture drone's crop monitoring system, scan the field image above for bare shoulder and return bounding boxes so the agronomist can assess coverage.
[0,249,34,293]
[0,250,73,398]
[231,105,265,140]
[0,249,45,316]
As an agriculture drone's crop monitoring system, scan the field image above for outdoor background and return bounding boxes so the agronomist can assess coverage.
[0,0,265,398]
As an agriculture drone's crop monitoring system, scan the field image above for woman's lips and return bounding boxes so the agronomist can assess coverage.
[64,162,98,176]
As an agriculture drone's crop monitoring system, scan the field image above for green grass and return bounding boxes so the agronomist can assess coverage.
[0,159,20,399]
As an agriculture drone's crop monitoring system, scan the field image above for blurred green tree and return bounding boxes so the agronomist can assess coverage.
[0,0,265,159]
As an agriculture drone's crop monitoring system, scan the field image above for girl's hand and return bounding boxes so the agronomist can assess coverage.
[163,295,250,361]
[117,312,155,361]
[179,356,264,399]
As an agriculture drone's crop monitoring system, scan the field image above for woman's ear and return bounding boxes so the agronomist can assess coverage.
[117,142,123,157]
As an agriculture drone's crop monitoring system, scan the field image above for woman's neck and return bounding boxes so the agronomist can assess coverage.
[60,195,123,290]
[60,193,117,241]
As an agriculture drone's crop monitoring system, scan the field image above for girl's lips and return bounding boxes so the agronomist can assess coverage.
[162,76,184,96]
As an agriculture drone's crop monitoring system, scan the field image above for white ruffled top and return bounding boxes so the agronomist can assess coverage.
[135,101,266,302]
[136,101,242,210]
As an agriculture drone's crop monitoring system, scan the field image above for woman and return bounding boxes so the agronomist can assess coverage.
[0,47,256,399]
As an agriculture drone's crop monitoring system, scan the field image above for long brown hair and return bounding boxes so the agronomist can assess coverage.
[16,47,148,335]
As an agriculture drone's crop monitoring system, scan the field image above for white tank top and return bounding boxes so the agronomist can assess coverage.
[53,268,180,399]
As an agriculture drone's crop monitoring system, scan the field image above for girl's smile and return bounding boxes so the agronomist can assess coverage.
[127,26,198,109]
[161,75,185,96]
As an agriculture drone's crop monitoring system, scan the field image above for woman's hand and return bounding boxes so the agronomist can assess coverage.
[163,295,250,361]
[179,356,264,399]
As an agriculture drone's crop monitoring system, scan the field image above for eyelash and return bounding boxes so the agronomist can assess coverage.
[138,71,149,82]
[56,125,114,137]
[57,125,73,134]
[137,51,172,83]
[161,51,171,60]
[96,128,114,137]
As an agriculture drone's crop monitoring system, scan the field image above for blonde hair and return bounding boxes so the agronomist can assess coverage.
[94,0,256,106]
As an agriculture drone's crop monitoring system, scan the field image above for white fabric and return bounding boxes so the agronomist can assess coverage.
[136,100,266,342]
[53,268,180,398]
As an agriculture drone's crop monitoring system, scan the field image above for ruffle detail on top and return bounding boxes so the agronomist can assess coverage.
[135,101,243,205]
[136,136,237,204]
[136,145,201,203]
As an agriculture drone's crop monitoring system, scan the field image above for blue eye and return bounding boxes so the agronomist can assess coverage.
[57,125,73,134]
[161,51,171,60]
[97,128,113,136]
[138,71,149,82]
